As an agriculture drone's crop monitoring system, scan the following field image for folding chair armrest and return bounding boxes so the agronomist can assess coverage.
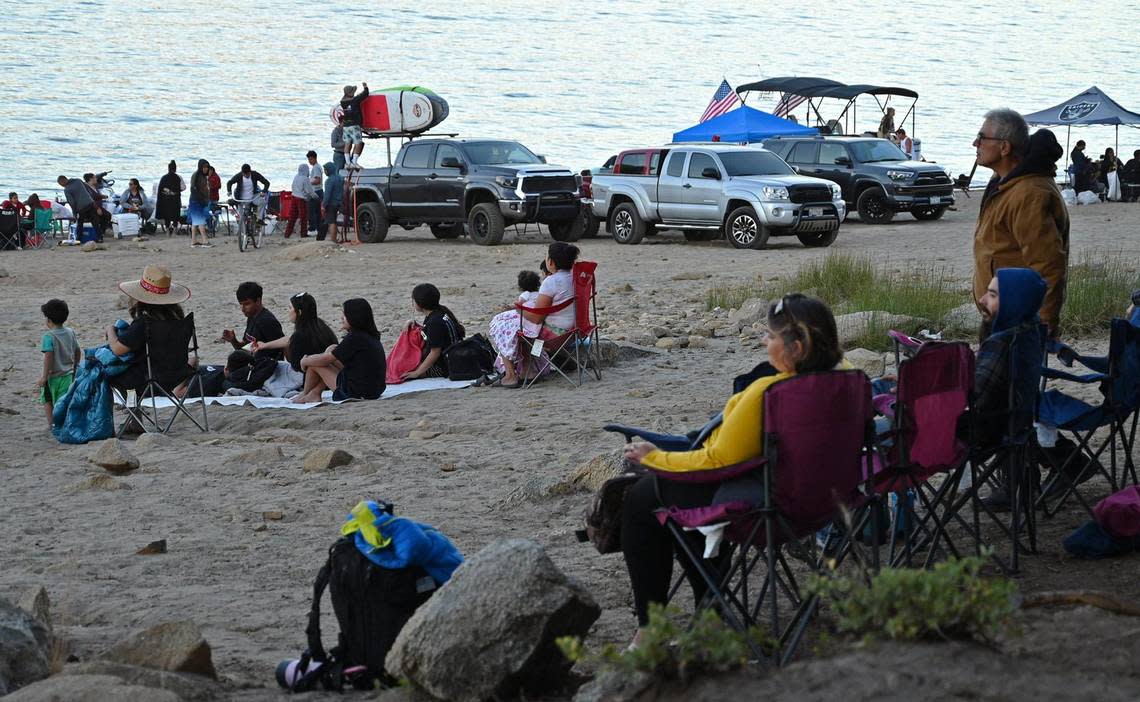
[1040,367,1106,384]
[515,297,574,316]
[641,458,767,484]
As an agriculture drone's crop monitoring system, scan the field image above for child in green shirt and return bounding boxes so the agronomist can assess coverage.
[37,299,81,427]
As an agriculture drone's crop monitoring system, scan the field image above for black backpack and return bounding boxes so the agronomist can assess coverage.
[444,333,496,381]
[295,536,437,691]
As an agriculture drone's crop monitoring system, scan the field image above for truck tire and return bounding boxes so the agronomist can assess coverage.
[912,205,948,221]
[468,202,505,246]
[856,187,895,224]
[355,202,389,243]
[797,230,839,247]
[683,230,720,242]
[430,223,464,239]
[609,203,645,245]
[726,206,769,250]
[579,208,600,239]
[548,219,582,242]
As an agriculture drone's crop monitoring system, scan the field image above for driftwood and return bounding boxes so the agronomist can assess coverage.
[1021,590,1140,617]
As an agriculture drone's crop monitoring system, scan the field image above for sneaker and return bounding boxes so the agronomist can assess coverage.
[980,487,1011,512]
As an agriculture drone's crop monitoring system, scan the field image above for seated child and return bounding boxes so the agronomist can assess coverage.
[516,270,544,338]
[292,298,386,403]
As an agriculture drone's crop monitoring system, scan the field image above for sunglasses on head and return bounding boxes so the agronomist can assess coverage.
[291,291,309,300]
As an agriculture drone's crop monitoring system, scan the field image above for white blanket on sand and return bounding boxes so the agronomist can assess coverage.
[115,378,476,410]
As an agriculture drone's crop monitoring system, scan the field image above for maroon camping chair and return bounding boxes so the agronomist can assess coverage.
[647,370,877,665]
[515,260,602,388]
[870,342,974,568]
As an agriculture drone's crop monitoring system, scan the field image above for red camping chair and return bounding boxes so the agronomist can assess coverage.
[870,341,974,569]
[515,260,602,388]
[646,371,877,665]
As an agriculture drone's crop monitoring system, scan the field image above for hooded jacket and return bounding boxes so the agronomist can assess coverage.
[971,268,1046,447]
[322,162,344,209]
[973,129,1069,335]
[291,163,317,200]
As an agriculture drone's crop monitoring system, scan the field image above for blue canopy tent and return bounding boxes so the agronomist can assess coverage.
[672,105,816,143]
[1023,86,1140,176]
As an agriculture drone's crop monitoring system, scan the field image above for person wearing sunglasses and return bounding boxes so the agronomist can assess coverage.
[618,294,847,646]
[972,108,1069,338]
[221,281,285,361]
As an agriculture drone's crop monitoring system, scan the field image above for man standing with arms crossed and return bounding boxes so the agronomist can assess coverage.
[972,108,1068,338]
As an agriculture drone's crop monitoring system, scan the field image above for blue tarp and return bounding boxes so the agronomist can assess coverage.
[1023,86,1140,126]
[672,106,817,143]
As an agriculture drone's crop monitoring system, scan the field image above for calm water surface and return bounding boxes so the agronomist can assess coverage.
[2,0,1138,197]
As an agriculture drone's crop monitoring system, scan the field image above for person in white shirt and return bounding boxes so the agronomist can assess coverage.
[306,150,323,236]
[896,128,914,160]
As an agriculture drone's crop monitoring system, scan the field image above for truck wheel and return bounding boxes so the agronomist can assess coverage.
[548,219,582,242]
[912,205,948,221]
[468,202,505,246]
[726,206,769,250]
[609,203,645,245]
[430,223,464,239]
[579,207,600,239]
[355,202,389,243]
[797,230,839,247]
[856,187,895,224]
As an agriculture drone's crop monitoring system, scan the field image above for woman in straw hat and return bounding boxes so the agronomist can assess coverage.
[106,264,196,397]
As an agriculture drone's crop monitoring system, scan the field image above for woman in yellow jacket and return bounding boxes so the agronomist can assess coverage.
[619,294,844,645]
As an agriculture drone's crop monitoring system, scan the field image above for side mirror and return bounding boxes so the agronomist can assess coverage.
[834,156,852,167]
[701,167,721,180]
[440,156,464,171]
[538,155,548,164]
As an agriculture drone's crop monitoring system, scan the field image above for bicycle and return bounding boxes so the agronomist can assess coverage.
[230,194,266,252]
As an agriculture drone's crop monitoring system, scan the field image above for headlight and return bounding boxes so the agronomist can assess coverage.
[761,186,789,200]
[829,183,842,199]
[496,175,519,189]
[886,170,913,181]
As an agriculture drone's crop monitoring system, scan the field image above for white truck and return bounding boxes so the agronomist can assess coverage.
[585,144,845,249]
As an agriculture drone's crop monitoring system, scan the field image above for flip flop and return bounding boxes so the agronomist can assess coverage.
[499,379,523,389]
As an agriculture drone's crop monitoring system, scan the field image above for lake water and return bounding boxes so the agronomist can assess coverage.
[2,0,1138,199]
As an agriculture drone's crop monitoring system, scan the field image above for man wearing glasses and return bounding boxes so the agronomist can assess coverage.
[972,108,1069,337]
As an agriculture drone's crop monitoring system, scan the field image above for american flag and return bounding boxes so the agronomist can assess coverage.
[699,79,741,123]
[773,93,807,118]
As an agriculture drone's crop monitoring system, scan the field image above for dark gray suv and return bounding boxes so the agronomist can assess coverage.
[762,136,954,224]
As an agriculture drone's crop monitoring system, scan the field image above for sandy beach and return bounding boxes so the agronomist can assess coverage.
[3,195,1140,697]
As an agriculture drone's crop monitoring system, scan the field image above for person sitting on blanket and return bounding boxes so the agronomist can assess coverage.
[618,294,846,649]
[222,349,276,394]
[251,292,339,374]
[487,242,579,388]
[291,297,386,403]
[221,281,285,361]
[400,283,465,381]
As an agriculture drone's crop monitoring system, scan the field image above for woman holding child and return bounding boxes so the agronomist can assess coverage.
[107,264,196,397]
[487,242,579,388]
[618,294,846,647]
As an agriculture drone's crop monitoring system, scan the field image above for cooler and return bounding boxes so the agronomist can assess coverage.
[112,213,140,238]
[278,191,295,220]
[70,224,99,242]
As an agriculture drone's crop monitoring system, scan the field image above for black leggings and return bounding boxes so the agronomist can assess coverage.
[621,474,727,626]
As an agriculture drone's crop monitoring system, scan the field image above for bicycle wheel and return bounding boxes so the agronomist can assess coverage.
[238,212,249,252]
[251,213,263,249]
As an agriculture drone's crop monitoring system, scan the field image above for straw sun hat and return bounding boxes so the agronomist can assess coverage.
[118,264,191,305]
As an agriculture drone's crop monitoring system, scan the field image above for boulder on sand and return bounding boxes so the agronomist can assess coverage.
[101,621,216,679]
[302,448,354,472]
[386,539,600,702]
[0,598,52,695]
[92,439,140,475]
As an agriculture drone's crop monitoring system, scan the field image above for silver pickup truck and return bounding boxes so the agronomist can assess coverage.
[585,144,845,249]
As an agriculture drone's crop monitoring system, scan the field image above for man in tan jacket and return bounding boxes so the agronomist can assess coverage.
[972,108,1069,336]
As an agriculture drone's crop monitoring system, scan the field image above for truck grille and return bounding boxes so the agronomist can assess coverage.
[788,185,832,204]
[914,173,952,186]
[521,175,577,194]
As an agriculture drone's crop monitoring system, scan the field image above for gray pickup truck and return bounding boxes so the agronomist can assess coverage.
[585,144,845,249]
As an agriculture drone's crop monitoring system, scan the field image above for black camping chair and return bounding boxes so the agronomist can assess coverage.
[111,313,208,435]
[0,209,21,250]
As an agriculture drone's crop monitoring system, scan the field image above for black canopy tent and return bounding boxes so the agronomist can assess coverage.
[1023,86,1140,174]
[736,77,919,137]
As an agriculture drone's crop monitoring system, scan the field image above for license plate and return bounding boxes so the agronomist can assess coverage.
[807,207,824,217]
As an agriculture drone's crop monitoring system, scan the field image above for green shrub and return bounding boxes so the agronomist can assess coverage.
[807,555,1017,642]
[557,604,767,681]
[1061,250,1139,335]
